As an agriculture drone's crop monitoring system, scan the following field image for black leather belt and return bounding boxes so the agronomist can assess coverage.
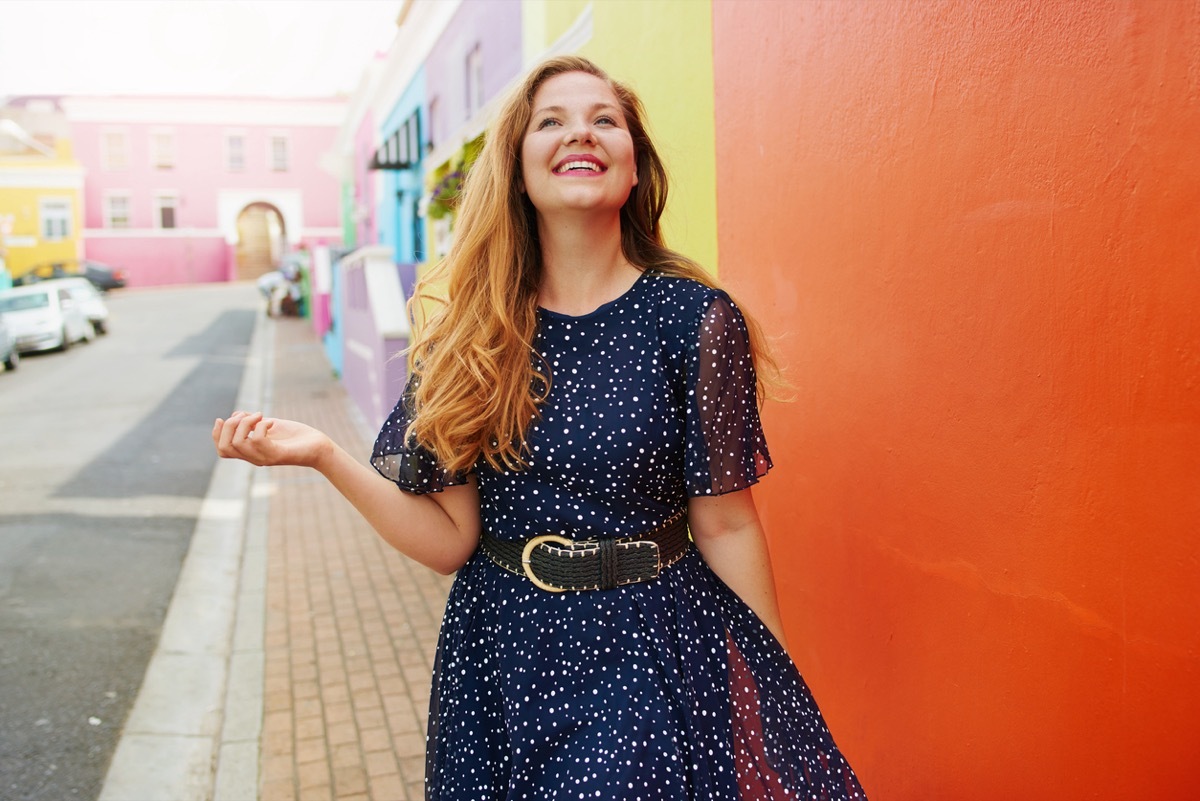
[480,512,690,592]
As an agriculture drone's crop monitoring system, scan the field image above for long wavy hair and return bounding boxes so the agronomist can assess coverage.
[407,55,779,474]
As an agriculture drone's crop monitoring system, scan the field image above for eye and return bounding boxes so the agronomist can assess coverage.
[536,117,560,129]
[596,116,617,126]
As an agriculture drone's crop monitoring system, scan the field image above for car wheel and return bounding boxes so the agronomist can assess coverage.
[3,350,17,371]
[93,320,108,336]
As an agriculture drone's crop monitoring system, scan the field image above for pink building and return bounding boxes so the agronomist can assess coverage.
[59,95,346,286]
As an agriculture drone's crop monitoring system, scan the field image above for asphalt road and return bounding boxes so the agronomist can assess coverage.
[0,282,259,801]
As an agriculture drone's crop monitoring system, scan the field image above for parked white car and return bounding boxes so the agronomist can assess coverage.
[53,277,111,335]
[0,283,94,353]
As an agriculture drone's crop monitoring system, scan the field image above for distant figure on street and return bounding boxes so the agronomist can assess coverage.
[256,266,299,317]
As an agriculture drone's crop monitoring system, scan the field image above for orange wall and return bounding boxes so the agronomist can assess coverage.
[713,2,1200,799]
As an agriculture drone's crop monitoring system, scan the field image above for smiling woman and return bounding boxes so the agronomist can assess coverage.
[215,55,867,800]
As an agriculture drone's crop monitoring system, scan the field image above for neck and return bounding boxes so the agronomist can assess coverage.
[535,211,640,316]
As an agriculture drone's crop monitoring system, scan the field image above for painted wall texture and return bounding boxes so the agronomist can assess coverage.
[713,1,1199,798]
[353,109,378,249]
[424,0,523,148]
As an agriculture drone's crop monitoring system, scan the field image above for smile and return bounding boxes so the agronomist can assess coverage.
[553,158,605,174]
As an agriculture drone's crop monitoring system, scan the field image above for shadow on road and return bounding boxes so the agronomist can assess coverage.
[53,309,256,500]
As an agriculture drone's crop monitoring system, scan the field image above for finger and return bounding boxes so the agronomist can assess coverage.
[215,417,232,453]
[216,414,248,456]
[233,412,263,445]
[251,418,272,440]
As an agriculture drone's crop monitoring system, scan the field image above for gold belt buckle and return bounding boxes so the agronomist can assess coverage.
[521,534,574,592]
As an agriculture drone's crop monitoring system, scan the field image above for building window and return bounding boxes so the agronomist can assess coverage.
[466,44,484,117]
[428,96,440,150]
[269,135,289,171]
[154,194,178,229]
[101,129,130,171]
[151,131,176,170]
[226,133,246,172]
[40,198,71,241]
[105,194,131,229]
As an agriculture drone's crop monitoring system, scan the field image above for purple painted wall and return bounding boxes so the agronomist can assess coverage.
[423,0,523,147]
[339,256,410,428]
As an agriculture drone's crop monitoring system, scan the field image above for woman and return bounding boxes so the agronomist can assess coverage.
[214,56,866,800]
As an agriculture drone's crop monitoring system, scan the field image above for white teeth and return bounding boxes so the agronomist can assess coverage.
[555,160,601,173]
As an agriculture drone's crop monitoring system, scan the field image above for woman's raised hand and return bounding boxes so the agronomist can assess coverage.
[212,411,333,469]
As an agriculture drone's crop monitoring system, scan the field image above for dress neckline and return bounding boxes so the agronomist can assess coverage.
[537,269,651,322]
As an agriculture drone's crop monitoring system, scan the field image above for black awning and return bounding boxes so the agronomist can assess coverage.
[369,129,411,171]
[368,111,422,171]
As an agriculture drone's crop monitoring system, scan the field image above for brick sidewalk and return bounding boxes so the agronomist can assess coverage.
[259,318,452,801]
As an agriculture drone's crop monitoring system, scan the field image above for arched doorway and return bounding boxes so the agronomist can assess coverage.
[235,202,286,280]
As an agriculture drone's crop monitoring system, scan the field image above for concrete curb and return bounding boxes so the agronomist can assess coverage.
[98,312,273,801]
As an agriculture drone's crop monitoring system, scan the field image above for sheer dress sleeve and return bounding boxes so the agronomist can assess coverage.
[684,292,773,496]
[371,374,470,494]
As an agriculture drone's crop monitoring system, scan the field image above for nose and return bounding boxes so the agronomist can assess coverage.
[563,120,595,146]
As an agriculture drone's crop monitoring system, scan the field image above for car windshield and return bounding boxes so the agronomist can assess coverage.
[0,293,50,312]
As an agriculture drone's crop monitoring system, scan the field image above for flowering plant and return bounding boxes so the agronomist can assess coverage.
[425,134,484,221]
[427,169,464,219]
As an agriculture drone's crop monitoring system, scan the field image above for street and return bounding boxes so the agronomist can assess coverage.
[0,282,259,801]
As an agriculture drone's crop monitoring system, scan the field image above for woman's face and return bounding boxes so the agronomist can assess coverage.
[520,71,638,218]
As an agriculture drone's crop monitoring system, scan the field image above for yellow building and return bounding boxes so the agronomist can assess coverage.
[0,99,84,286]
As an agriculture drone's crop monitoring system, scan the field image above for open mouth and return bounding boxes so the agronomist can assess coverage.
[553,159,605,175]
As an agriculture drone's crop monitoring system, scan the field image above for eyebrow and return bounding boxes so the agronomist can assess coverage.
[531,102,622,117]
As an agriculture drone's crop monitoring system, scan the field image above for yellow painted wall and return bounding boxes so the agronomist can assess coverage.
[0,185,83,277]
[525,0,719,274]
[0,137,84,277]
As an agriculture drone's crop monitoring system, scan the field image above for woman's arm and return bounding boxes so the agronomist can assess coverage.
[688,488,789,652]
[213,411,480,574]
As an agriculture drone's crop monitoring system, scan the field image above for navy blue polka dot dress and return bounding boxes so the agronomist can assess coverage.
[372,272,866,800]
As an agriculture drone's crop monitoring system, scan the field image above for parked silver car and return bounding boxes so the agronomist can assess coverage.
[0,283,94,353]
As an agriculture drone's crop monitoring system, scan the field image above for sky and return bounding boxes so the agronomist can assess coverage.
[0,0,403,101]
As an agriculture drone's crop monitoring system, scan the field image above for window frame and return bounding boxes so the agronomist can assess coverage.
[465,44,484,118]
[100,128,130,171]
[225,131,247,172]
[104,192,132,229]
[153,192,179,230]
[268,133,290,172]
[150,128,176,170]
[39,197,72,242]
[428,96,440,151]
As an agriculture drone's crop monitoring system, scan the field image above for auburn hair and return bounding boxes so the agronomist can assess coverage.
[407,55,779,474]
